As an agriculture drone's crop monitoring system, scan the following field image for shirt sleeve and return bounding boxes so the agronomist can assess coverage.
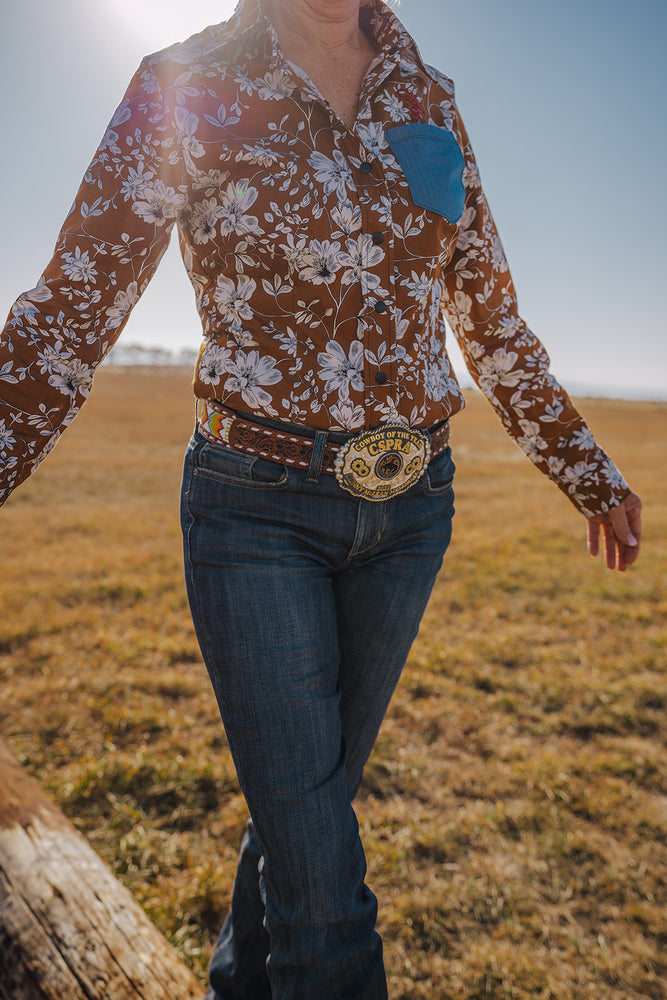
[441,104,629,518]
[0,56,186,507]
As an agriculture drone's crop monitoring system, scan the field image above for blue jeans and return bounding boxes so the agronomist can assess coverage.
[180,429,455,1000]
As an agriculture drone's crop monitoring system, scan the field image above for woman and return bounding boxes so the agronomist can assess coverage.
[0,0,642,997]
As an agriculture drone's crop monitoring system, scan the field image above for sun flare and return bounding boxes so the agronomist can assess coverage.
[106,0,238,48]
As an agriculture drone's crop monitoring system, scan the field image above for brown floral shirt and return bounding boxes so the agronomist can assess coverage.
[0,0,628,516]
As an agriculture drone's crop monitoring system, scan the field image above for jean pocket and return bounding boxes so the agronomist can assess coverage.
[194,439,290,489]
[385,123,465,225]
[423,446,456,495]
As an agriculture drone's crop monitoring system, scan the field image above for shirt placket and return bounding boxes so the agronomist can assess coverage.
[352,50,402,426]
[353,152,394,427]
[269,41,403,428]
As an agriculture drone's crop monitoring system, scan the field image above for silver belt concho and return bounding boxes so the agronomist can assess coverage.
[334,425,431,501]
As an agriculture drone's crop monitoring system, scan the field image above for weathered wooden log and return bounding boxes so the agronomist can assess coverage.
[0,737,203,1000]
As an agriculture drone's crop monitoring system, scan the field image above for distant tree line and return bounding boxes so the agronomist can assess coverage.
[104,343,198,367]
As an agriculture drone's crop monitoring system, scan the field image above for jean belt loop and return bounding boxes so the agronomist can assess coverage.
[306,430,330,483]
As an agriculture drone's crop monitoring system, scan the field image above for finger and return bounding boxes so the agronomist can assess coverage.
[609,502,637,548]
[619,535,641,572]
[587,519,601,557]
[603,522,617,570]
[625,497,643,545]
[617,542,630,573]
[610,494,643,571]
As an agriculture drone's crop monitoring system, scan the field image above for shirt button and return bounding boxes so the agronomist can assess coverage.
[374,300,387,313]
[359,161,373,174]
[372,231,384,245]
[375,372,389,385]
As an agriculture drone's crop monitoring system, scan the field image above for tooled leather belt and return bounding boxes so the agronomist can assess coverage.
[198,399,450,477]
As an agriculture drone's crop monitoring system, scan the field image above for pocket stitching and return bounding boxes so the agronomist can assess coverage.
[424,475,454,496]
[385,123,465,224]
[193,465,290,490]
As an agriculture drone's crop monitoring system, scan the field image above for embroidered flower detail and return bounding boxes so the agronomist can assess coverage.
[224,350,281,409]
[257,69,296,100]
[475,348,525,392]
[219,180,261,237]
[330,204,362,239]
[560,462,599,498]
[48,357,94,397]
[191,198,224,244]
[570,427,596,451]
[516,419,548,461]
[298,240,342,285]
[329,399,365,431]
[395,85,424,122]
[132,180,186,225]
[105,282,139,329]
[36,342,74,376]
[120,164,154,202]
[62,247,98,283]
[236,144,281,167]
[11,279,53,321]
[174,106,205,161]
[405,269,432,305]
[198,343,232,386]
[213,275,257,332]
[599,458,627,489]
[0,420,17,455]
[317,341,364,400]
[379,91,412,123]
[308,150,353,201]
[340,236,385,290]
[447,290,475,333]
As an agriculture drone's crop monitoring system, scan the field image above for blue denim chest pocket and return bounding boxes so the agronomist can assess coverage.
[385,123,466,225]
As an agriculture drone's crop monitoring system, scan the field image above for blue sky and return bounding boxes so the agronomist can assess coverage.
[1,0,665,397]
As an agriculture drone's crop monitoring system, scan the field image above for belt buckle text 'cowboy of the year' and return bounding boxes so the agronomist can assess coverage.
[334,425,431,501]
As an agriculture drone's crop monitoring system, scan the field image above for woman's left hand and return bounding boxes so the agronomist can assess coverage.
[586,492,642,572]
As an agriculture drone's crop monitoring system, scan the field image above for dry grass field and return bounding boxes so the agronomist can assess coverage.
[1,369,665,1000]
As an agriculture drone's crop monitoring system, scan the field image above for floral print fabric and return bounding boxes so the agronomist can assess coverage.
[0,0,628,515]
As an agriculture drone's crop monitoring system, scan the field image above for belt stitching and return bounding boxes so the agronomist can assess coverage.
[198,401,448,473]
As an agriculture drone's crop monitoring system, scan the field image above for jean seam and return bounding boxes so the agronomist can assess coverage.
[423,476,454,496]
[193,467,292,491]
[344,501,387,563]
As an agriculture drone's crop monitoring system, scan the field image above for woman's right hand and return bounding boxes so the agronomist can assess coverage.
[586,492,642,572]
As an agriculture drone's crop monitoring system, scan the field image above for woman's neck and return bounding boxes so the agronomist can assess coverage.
[265,0,366,57]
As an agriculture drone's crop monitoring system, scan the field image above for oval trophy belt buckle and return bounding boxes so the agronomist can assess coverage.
[334,425,431,501]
